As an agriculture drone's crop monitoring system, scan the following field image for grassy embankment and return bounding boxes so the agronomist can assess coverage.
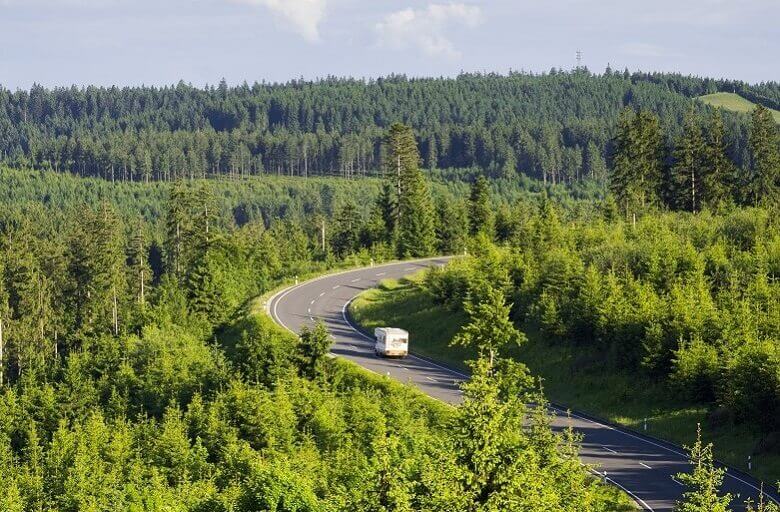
[699,92,780,123]
[349,273,780,486]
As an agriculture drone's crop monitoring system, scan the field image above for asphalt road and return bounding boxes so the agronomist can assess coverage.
[267,257,778,512]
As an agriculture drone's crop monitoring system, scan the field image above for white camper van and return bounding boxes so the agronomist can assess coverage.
[374,327,409,358]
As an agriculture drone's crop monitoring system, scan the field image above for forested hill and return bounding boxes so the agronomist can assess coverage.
[2,70,778,182]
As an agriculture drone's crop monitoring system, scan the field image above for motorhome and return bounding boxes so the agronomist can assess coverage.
[374,327,409,357]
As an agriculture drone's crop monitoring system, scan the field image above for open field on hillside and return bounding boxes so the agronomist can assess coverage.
[699,92,780,122]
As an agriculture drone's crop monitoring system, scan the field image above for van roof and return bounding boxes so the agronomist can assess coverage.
[375,327,409,336]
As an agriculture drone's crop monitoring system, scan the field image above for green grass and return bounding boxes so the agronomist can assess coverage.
[699,92,780,123]
[349,275,780,486]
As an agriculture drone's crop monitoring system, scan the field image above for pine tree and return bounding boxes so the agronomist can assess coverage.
[383,123,436,257]
[671,108,706,212]
[748,105,780,206]
[468,175,494,238]
[675,424,732,512]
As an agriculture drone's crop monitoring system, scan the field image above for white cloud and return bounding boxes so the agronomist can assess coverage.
[233,0,327,42]
[375,2,483,59]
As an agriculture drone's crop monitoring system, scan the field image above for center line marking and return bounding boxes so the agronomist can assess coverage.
[376,272,386,276]
[351,278,360,283]
[319,292,325,297]
[310,299,315,305]
[639,462,652,470]
[602,446,618,454]
[333,285,340,289]
[426,377,437,382]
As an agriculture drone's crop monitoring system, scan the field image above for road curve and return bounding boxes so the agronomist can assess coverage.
[267,257,778,512]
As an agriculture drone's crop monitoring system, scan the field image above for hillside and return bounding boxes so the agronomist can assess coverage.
[2,71,775,183]
[699,92,780,122]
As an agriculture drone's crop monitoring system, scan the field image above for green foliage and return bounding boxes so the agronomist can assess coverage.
[675,425,732,512]
[422,201,780,438]
[468,175,494,238]
[452,286,525,365]
[298,321,332,379]
[609,108,664,216]
[748,105,780,206]
[3,71,774,184]
[385,123,437,258]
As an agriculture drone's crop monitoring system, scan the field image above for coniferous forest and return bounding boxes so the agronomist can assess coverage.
[0,68,778,511]
[1,70,777,185]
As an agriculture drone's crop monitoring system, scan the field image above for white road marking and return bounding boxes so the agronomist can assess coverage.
[671,477,684,487]
[376,272,386,276]
[351,278,360,283]
[602,446,619,454]
[319,292,325,297]
[640,462,652,470]
[310,299,315,305]
[307,308,311,314]
[400,365,408,371]
[309,316,313,321]
[426,376,437,382]
[333,285,340,289]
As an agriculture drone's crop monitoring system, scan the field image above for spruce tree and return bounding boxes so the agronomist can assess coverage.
[298,321,332,379]
[451,286,525,368]
[610,108,665,217]
[468,175,494,238]
[383,123,436,257]
[748,105,780,206]
[671,108,706,212]
[435,197,468,255]
[331,201,361,257]
[675,425,732,512]
[127,220,151,307]
[67,203,125,336]
[165,182,197,278]
[609,108,636,214]
[701,108,732,207]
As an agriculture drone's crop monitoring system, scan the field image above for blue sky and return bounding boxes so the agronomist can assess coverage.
[0,0,777,89]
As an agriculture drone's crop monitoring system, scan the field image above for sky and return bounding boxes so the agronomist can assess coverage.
[0,0,777,90]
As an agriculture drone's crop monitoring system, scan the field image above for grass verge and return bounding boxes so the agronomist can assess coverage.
[349,274,780,486]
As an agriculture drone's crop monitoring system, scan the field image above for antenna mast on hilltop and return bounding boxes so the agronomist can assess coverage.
[576,50,583,69]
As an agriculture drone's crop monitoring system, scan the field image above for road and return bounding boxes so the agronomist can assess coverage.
[267,257,778,512]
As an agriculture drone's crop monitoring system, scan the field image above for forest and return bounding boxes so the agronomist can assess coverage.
[0,122,652,510]
[0,69,778,509]
[1,70,778,184]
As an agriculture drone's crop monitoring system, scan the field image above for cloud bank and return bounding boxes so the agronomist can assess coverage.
[375,2,483,59]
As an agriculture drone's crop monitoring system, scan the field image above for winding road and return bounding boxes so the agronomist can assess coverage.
[267,257,778,512]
